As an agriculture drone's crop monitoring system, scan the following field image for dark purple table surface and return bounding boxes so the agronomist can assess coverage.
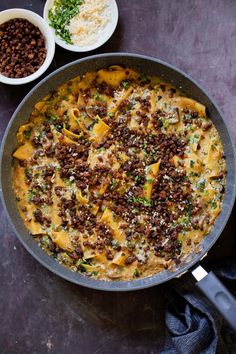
[1,1,236,353]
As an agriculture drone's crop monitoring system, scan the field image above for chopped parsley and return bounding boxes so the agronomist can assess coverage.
[163,120,169,128]
[48,0,84,44]
[184,114,192,120]
[189,171,200,178]
[111,240,120,249]
[146,178,153,184]
[24,128,32,139]
[129,196,152,207]
[133,269,140,278]
[189,133,200,145]
[196,178,205,192]
[110,179,118,189]
[209,200,217,209]
[65,179,73,186]
[140,73,149,83]
[28,189,36,202]
[93,93,105,102]
[47,114,58,123]
[122,81,129,89]
[182,216,190,226]
[135,175,141,183]
[190,160,195,168]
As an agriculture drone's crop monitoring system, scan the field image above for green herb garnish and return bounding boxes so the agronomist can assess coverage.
[47,114,58,123]
[24,128,32,140]
[122,81,129,89]
[146,178,153,184]
[209,200,217,209]
[129,196,152,207]
[140,73,149,82]
[133,269,140,278]
[190,160,195,168]
[65,179,73,186]
[163,120,169,128]
[93,93,105,102]
[48,0,84,44]
[110,179,118,189]
[196,178,205,192]
[28,189,36,202]
[182,216,190,226]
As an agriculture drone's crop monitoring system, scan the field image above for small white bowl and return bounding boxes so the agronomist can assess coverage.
[43,0,118,52]
[0,9,55,85]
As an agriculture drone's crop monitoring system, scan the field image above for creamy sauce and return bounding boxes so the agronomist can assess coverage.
[12,66,226,281]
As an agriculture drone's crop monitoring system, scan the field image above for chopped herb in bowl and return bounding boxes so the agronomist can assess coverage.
[48,0,84,44]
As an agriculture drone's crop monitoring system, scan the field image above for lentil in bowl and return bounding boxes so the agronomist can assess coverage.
[0,9,55,85]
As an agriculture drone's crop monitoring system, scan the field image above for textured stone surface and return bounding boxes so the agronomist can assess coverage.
[0,0,235,353]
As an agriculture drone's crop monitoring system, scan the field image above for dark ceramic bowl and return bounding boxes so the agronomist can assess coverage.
[1,53,235,291]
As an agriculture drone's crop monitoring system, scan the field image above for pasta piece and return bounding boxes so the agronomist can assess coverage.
[90,204,99,215]
[51,196,61,229]
[100,208,125,243]
[28,219,47,235]
[90,116,110,143]
[62,128,82,141]
[109,86,133,115]
[97,66,138,87]
[83,249,107,264]
[172,97,206,117]
[112,251,127,266]
[78,72,96,90]
[68,108,80,131]
[13,142,34,160]
[76,190,87,205]
[61,135,76,145]
[206,146,221,177]
[97,179,110,195]
[16,123,34,144]
[97,68,127,87]
[13,166,28,196]
[76,190,99,215]
[143,161,160,199]
[51,230,73,251]
[55,171,66,187]
[181,152,203,174]
[94,253,107,263]
[29,116,44,125]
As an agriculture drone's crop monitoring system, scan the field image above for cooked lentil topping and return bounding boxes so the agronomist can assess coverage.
[0,18,47,78]
[12,66,226,280]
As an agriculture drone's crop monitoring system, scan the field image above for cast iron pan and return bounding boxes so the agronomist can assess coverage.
[1,53,236,328]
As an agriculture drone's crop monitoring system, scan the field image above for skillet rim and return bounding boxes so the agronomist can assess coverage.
[1,52,235,291]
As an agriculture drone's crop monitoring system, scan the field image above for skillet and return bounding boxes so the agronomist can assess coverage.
[1,53,236,329]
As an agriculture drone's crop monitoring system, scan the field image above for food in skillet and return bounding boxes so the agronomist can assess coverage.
[12,66,226,280]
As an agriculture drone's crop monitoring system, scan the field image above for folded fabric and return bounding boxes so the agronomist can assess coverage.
[164,258,236,354]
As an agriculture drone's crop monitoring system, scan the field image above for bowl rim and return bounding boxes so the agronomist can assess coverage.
[0,52,235,291]
[43,0,119,52]
[0,8,55,85]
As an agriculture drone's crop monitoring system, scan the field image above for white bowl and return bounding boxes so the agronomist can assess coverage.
[0,9,55,85]
[43,0,118,52]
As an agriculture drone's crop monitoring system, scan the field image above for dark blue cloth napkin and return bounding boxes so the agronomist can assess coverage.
[164,258,236,354]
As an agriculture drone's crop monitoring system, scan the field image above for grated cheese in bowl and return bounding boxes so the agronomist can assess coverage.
[68,0,111,46]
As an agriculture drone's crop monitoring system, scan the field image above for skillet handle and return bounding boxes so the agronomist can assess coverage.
[192,266,236,331]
